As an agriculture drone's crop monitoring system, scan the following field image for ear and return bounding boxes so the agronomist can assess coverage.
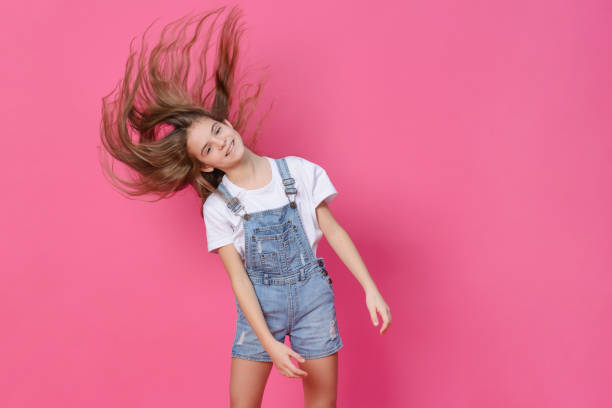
[200,164,215,173]
[223,119,234,129]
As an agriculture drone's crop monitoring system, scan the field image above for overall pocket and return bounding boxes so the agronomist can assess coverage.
[249,224,287,273]
[279,224,308,271]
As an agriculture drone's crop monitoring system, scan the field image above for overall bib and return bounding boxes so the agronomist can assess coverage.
[216,157,344,361]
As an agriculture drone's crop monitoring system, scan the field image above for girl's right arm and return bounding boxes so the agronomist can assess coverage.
[217,244,308,378]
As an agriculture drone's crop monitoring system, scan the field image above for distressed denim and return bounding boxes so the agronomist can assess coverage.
[217,158,343,361]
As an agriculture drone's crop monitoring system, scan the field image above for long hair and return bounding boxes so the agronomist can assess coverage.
[99,6,272,217]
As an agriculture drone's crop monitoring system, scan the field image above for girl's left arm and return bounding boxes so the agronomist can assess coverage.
[315,201,392,335]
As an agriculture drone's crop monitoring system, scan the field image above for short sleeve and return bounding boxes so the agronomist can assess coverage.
[203,196,234,254]
[309,160,338,209]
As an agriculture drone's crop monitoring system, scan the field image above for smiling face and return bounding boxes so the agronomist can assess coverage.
[186,116,244,172]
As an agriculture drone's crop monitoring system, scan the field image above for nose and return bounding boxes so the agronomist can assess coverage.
[212,135,226,149]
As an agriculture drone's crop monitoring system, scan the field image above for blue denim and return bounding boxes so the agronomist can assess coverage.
[216,157,343,361]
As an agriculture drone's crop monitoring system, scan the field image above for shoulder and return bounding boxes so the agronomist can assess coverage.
[282,155,321,173]
[204,190,224,208]
[280,155,333,186]
[203,191,229,218]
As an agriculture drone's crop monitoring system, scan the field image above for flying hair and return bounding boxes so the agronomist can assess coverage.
[98,5,273,217]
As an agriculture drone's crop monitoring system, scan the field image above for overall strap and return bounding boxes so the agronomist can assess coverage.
[217,183,246,217]
[275,157,298,208]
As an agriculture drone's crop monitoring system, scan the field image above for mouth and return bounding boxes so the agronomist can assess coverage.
[225,139,235,157]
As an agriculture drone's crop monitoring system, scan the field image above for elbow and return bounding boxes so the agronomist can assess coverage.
[230,272,252,292]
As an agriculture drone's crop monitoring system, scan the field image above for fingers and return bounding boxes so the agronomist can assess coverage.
[369,305,379,326]
[290,350,305,364]
[288,351,308,377]
[281,360,308,378]
[287,362,309,378]
[379,306,392,335]
[279,350,308,378]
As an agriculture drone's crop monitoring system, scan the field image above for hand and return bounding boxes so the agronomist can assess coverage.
[266,340,309,379]
[366,289,392,335]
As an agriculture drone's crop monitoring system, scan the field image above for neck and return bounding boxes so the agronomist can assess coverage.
[224,147,266,187]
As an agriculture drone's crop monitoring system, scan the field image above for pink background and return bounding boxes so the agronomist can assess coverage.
[2,0,611,407]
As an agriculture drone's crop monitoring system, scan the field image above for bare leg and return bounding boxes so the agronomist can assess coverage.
[230,357,273,408]
[299,352,339,408]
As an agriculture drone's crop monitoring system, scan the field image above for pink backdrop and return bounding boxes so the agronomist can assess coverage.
[2,0,611,407]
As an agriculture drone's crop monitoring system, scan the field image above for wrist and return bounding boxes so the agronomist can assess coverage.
[260,334,278,350]
[363,282,379,295]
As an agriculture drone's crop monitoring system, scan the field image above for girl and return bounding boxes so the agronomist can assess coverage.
[99,6,391,407]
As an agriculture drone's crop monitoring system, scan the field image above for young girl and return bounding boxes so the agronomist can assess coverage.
[99,6,391,407]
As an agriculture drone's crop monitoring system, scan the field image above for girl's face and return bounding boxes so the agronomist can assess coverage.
[186,117,243,172]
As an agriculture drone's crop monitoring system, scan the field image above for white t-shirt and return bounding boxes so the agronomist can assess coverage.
[203,155,338,260]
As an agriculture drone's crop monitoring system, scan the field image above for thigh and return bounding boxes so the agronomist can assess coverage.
[232,285,288,362]
[299,352,339,407]
[230,357,273,408]
[290,272,344,359]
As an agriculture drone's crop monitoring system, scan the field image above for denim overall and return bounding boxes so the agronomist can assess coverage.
[216,157,344,361]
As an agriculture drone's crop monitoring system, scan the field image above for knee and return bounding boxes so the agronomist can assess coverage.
[305,396,337,408]
[230,395,263,408]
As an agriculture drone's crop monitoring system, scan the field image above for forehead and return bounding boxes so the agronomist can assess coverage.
[191,117,215,134]
[187,117,215,142]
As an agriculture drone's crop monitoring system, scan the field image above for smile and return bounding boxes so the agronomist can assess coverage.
[225,139,235,156]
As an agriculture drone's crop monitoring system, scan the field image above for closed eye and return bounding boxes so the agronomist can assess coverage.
[204,124,221,154]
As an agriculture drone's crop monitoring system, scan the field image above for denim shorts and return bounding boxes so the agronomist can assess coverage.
[231,261,343,362]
